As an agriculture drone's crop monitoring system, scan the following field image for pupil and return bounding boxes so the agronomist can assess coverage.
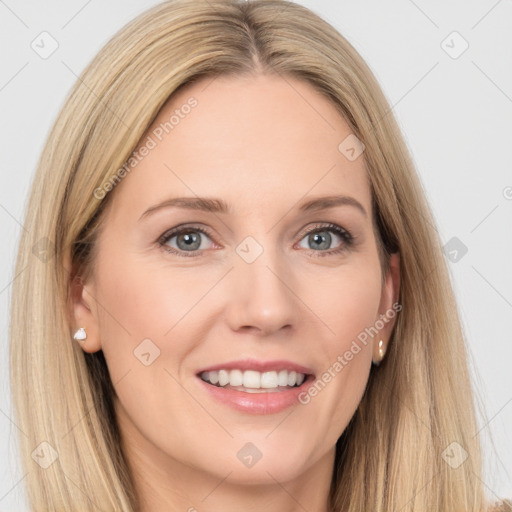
[179,232,200,250]
[311,231,330,250]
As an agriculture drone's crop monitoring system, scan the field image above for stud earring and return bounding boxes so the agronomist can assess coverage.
[373,339,386,366]
[73,327,87,342]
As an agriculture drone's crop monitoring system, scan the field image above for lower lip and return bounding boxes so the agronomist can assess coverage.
[196,375,315,415]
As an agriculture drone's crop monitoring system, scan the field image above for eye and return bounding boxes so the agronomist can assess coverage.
[296,223,354,257]
[157,222,355,258]
[158,225,216,257]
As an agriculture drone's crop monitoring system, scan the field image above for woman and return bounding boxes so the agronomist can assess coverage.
[9,0,504,510]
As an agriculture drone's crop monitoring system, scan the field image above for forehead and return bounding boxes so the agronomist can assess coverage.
[106,73,371,222]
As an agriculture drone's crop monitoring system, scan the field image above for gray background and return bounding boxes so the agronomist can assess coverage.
[1,0,511,509]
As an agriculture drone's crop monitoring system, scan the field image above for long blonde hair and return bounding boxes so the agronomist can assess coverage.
[10,0,490,510]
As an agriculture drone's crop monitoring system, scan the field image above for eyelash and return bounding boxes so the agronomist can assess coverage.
[157,222,355,259]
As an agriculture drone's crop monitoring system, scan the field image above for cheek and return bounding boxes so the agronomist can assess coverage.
[92,248,227,411]
[95,250,200,341]
[303,255,383,352]
[297,257,382,438]
[91,250,187,382]
[91,251,208,448]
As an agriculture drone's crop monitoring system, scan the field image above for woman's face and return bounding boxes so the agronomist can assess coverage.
[74,73,399,489]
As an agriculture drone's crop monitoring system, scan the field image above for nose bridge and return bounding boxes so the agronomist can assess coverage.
[225,234,297,335]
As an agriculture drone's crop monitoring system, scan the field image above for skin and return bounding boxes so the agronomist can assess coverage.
[71,72,400,512]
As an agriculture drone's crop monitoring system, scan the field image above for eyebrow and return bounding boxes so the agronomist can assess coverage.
[138,194,367,221]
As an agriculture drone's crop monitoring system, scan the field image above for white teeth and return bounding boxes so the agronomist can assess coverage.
[218,369,229,386]
[278,369,288,386]
[200,369,308,389]
[260,371,278,388]
[229,369,243,386]
[243,370,260,388]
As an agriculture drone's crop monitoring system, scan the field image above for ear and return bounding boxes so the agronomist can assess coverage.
[69,274,102,353]
[372,252,400,364]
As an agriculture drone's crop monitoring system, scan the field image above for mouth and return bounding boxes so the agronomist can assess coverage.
[198,368,313,393]
[196,363,315,415]
[194,359,315,414]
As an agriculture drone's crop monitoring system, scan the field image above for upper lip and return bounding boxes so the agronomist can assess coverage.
[196,358,314,376]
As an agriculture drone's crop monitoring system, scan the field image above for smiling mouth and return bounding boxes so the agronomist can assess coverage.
[198,369,313,393]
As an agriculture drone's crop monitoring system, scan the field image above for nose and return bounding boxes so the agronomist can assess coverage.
[224,247,298,337]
